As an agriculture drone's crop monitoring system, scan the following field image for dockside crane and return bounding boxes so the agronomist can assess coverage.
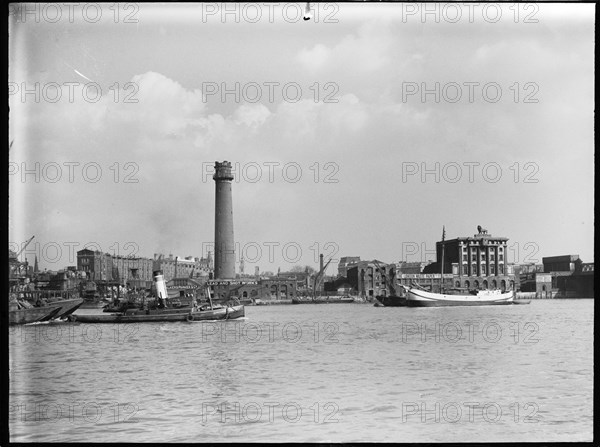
[16,236,35,261]
[312,257,332,299]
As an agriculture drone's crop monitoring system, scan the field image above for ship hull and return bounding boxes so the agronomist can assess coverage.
[375,295,408,307]
[50,298,85,318]
[187,305,245,321]
[69,305,245,323]
[292,297,356,304]
[9,305,63,325]
[406,288,514,307]
[70,309,190,323]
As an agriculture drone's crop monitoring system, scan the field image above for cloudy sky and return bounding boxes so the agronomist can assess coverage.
[8,3,595,274]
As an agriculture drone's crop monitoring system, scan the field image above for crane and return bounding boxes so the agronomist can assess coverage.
[16,236,35,261]
[312,258,332,298]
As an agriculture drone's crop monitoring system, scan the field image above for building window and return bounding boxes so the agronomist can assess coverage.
[474,280,480,289]
[471,264,477,275]
[481,265,486,275]
[463,254,468,262]
[490,265,495,275]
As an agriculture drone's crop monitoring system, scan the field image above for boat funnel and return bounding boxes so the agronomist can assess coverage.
[153,270,169,301]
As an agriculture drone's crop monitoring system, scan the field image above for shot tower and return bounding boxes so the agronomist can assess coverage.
[213,161,235,279]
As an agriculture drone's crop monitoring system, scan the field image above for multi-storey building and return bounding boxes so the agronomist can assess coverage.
[396,261,429,274]
[542,255,594,297]
[77,249,153,287]
[152,253,213,282]
[542,255,581,273]
[338,256,361,277]
[111,255,154,288]
[424,227,515,291]
[77,249,113,282]
[346,260,391,299]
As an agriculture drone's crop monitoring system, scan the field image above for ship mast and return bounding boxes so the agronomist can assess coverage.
[440,226,445,293]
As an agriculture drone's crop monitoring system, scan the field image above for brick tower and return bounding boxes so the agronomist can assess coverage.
[213,161,235,279]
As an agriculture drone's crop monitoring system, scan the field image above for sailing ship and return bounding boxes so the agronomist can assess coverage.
[403,284,514,307]
[403,226,515,307]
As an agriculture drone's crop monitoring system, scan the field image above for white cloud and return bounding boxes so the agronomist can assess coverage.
[233,103,271,129]
[296,44,331,75]
[296,19,394,75]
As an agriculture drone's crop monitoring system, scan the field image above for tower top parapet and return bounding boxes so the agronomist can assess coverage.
[214,161,234,181]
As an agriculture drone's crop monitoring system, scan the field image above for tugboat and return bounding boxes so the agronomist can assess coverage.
[70,271,245,323]
[70,271,193,323]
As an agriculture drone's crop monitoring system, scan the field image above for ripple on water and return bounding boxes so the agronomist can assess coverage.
[9,300,594,442]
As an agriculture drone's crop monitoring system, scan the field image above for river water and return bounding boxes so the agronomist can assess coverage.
[9,299,593,442]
